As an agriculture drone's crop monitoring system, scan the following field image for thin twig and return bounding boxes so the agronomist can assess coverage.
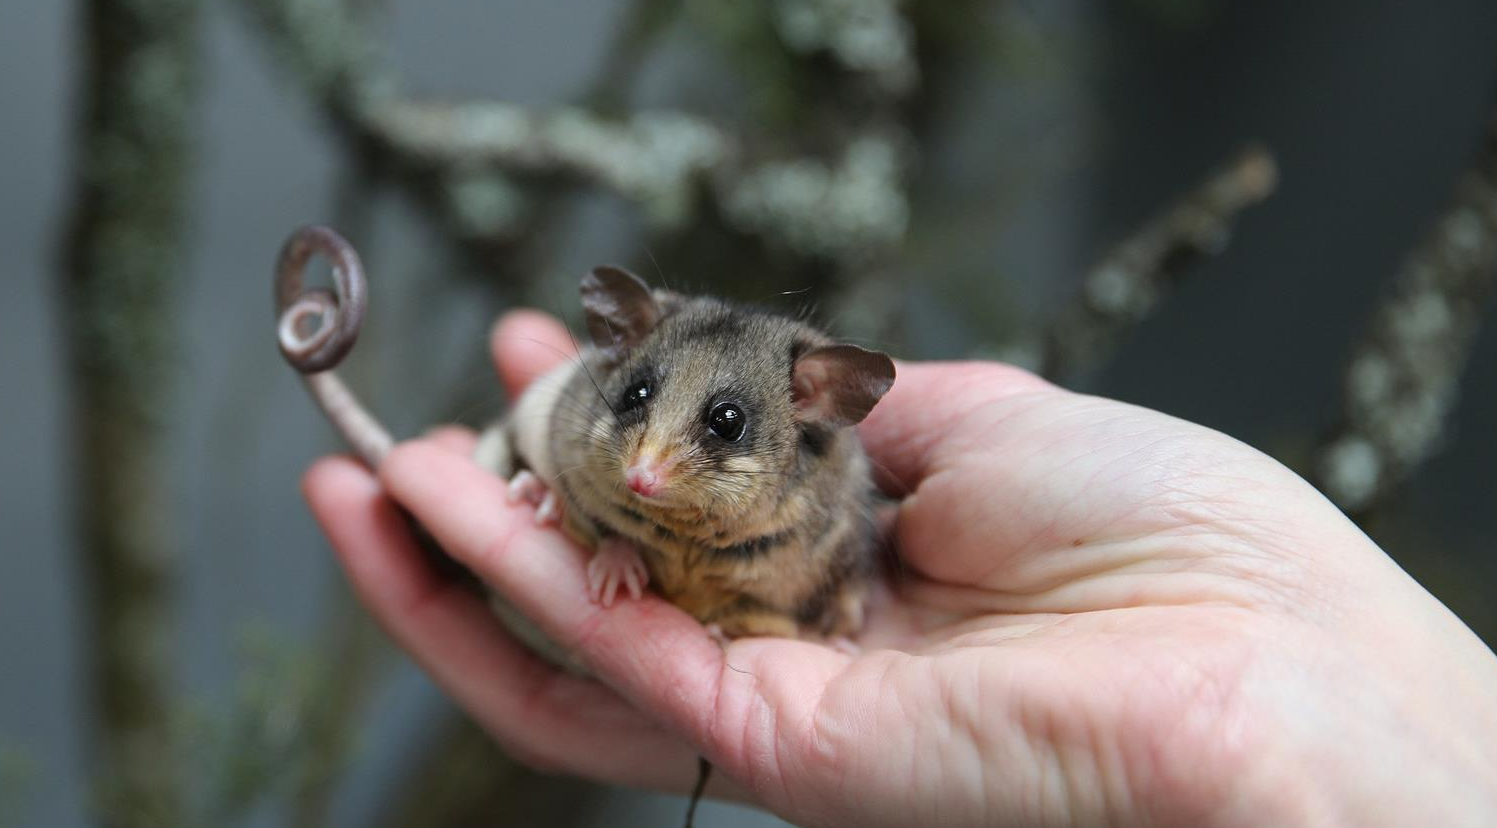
[1314,117,1497,516]
[1042,145,1278,381]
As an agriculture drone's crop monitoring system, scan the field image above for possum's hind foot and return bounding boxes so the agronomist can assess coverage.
[534,490,562,526]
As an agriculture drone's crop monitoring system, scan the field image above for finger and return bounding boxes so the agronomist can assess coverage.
[379,439,742,753]
[423,424,477,455]
[857,360,1055,495]
[302,455,697,788]
[865,362,1318,602]
[491,310,578,400]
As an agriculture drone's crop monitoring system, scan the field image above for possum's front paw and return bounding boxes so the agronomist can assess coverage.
[586,537,649,607]
[505,470,562,526]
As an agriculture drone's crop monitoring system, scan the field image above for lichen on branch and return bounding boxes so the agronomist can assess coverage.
[1043,145,1278,381]
[719,134,910,262]
[368,100,730,227]
[1315,117,1497,515]
[237,0,914,260]
[772,0,918,95]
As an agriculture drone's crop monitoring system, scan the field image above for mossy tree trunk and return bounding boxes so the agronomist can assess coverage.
[58,0,200,824]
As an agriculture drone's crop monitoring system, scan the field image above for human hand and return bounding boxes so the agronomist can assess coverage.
[303,310,1497,828]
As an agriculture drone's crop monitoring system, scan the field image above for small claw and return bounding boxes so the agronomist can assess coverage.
[829,636,862,656]
[506,470,544,506]
[533,490,561,526]
[586,557,606,604]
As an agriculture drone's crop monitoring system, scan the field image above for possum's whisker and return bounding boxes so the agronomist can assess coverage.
[555,319,618,419]
[644,246,671,292]
[862,454,912,499]
[550,462,593,481]
[489,334,581,365]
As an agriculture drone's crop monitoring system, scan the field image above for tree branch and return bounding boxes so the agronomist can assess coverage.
[771,0,918,96]
[57,0,201,824]
[236,0,912,261]
[366,100,729,228]
[1314,117,1497,516]
[1042,145,1278,381]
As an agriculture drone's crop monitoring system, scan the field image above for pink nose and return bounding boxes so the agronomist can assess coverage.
[625,465,663,497]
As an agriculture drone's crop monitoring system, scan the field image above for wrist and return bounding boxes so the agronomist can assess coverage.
[1230,619,1497,827]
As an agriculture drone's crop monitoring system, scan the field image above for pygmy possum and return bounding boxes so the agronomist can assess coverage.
[273,225,896,652]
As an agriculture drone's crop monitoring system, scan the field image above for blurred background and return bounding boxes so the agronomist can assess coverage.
[3,0,1496,826]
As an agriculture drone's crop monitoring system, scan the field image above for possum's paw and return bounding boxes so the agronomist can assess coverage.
[506,470,546,506]
[533,490,562,527]
[587,538,649,607]
[506,471,563,527]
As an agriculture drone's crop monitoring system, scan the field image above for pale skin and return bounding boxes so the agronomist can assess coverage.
[304,309,1497,828]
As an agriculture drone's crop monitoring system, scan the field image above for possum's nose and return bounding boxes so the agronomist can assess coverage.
[625,454,672,498]
[625,467,660,497]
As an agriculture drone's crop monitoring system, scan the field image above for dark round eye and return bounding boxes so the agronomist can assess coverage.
[620,380,651,411]
[708,402,745,442]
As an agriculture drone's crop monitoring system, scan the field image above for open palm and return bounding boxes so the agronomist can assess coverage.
[304,311,1497,828]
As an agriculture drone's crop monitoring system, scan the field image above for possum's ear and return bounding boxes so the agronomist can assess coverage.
[581,266,661,359]
[791,344,896,427]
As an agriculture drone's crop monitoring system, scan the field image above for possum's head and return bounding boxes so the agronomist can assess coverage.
[577,266,894,526]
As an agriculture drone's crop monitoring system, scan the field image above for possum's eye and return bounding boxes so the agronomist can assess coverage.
[620,380,651,412]
[708,402,745,442]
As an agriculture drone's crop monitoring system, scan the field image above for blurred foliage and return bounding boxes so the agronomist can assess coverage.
[112,621,386,828]
[684,0,809,126]
[194,627,357,821]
